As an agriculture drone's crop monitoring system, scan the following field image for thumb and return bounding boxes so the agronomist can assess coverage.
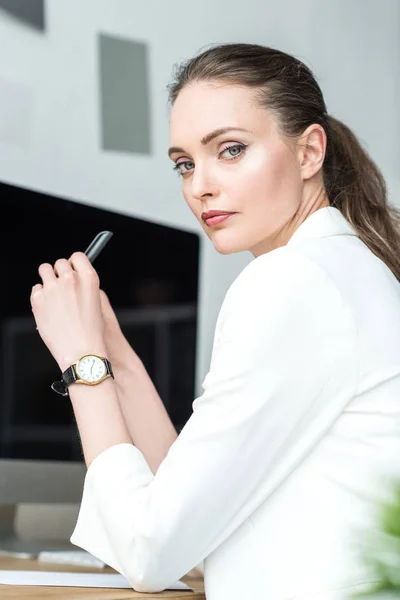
[99,289,120,328]
[100,289,113,316]
[99,288,110,307]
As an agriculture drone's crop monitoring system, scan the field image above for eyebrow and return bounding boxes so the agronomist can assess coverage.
[168,127,251,158]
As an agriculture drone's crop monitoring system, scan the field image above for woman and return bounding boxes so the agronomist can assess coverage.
[30,43,400,598]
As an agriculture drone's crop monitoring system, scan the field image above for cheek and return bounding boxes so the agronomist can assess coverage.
[238,146,301,216]
[182,188,210,234]
[182,188,198,217]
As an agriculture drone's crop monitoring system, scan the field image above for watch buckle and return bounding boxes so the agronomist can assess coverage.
[51,380,69,396]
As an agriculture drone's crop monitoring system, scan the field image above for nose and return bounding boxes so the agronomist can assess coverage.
[190,162,219,201]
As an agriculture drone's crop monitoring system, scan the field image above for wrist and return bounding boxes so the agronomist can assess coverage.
[111,352,145,386]
[106,340,143,374]
[58,346,109,372]
[113,353,144,378]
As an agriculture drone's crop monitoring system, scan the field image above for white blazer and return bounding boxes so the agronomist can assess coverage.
[70,206,400,599]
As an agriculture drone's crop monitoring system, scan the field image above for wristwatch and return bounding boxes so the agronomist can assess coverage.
[51,354,114,397]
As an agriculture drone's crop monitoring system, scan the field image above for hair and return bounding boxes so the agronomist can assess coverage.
[166,43,400,281]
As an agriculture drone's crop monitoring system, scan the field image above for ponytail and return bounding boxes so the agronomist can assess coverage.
[324,115,400,281]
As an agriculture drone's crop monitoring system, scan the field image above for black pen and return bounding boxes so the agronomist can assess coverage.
[84,231,113,263]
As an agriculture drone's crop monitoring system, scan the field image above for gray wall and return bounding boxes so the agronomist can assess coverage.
[0,0,399,542]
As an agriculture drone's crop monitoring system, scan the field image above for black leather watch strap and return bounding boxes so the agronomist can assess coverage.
[62,365,78,387]
[51,358,114,397]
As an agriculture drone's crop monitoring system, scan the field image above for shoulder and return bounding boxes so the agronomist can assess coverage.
[205,244,359,404]
[222,246,344,317]
[212,246,358,360]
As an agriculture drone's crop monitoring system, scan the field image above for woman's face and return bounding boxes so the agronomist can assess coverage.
[168,81,327,256]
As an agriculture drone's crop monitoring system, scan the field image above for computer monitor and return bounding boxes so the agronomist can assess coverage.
[0,180,200,552]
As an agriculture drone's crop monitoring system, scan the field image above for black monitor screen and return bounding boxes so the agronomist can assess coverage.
[0,181,200,462]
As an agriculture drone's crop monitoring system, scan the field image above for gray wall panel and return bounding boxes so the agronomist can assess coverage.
[99,34,151,154]
[0,0,45,31]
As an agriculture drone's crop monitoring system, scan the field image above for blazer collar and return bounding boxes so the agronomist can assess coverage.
[287,206,358,246]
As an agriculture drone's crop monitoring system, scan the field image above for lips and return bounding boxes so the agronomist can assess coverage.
[203,213,236,227]
[201,211,235,221]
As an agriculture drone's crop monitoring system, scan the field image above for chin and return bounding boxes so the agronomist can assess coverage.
[211,233,249,255]
[213,245,236,255]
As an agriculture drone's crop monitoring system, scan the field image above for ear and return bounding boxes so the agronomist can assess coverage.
[297,124,327,182]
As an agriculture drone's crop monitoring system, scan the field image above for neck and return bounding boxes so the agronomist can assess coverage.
[250,188,330,258]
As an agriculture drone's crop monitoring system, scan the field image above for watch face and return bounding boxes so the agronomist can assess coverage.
[76,356,106,383]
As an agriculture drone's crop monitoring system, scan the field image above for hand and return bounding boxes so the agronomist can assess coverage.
[99,289,142,370]
[30,252,107,372]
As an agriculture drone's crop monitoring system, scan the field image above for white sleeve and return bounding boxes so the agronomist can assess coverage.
[70,250,358,593]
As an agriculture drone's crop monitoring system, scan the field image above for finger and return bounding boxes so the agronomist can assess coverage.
[69,252,99,285]
[31,283,43,295]
[67,254,77,269]
[69,251,92,271]
[30,283,43,310]
[38,263,56,285]
[54,258,73,278]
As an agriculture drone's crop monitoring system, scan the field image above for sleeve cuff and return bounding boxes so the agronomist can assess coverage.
[70,443,154,573]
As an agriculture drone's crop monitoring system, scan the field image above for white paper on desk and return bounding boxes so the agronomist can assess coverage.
[0,570,194,591]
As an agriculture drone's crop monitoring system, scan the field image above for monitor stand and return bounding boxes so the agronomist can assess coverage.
[0,504,75,558]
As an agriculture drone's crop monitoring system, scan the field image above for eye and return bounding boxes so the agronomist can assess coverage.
[173,160,195,177]
[172,143,248,177]
[219,143,247,159]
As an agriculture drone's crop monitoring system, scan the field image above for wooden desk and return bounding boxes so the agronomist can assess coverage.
[0,556,205,599]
